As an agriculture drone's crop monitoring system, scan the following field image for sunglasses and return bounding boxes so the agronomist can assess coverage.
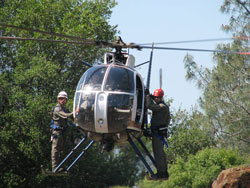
[154,96,161,99]
[58,97,67,100]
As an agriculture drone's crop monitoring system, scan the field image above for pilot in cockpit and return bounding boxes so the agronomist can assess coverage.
[85,74,101,91]
[105,73,130,92]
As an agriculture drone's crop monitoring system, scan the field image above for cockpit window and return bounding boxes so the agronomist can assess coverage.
[105,67,134,93]
[76,66,107,91]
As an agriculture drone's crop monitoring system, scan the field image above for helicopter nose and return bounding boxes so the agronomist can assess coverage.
[95,92,108,133]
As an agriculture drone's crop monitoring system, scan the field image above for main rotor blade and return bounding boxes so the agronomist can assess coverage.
[139,45,250,55]
[0,23,141,49]
[0,23,93,42]
[139,36,250,45]
[0,36,99,45]
[0,24,248,54]
[0,36,141,49]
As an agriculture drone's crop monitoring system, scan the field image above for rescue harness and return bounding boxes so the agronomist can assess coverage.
[151,125,169,149]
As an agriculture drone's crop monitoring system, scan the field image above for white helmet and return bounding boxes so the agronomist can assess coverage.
[57,91,68,99]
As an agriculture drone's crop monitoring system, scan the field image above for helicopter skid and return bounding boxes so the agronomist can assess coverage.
[41,166,69,176]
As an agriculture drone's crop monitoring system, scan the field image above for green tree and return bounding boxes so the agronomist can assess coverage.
[0,0,148,187]
[183,0,250,153]
[167,109,215,163]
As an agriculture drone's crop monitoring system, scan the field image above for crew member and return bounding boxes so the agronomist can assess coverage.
[145,88,170,179]
[51,91,73,172]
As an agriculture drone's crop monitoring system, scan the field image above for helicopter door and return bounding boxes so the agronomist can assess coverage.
[135,74,144,124]
[103,65,135,133]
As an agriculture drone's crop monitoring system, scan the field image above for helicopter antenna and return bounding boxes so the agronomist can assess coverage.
[159,68,162,89]
[81,60,92,67]
[143,43,154,131]
[146,43,154,90]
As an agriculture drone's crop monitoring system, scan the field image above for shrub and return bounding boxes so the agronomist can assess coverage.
[167,147,245,188]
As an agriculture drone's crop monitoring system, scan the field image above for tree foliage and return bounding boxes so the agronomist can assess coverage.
[0,0,140,187]
[220,0,250,35]
[183,0,250,153]
[167,109,216,163]
[167,148,246,188]
[138,148,248,188]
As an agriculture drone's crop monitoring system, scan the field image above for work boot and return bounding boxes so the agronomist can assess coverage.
[156,171,169,180]
[145,172,158,180]
[146,171,169,181]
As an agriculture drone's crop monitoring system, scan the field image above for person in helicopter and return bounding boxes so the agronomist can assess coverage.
[50,91,73,172]
[84,73,102,91]
[145,88,170,180]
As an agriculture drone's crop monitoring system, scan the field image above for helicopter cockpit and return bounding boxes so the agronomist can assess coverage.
[74,62,145,140]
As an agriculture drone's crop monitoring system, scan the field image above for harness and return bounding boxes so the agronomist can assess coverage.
[151,125,168,149]
[50,120,63,130]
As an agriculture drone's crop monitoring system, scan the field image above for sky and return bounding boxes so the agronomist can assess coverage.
[109,0,232,111]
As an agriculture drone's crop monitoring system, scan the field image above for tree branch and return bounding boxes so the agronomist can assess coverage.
[220,130,250,144]
[236,0,250,15]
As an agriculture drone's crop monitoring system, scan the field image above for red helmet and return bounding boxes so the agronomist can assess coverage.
[153,88,164,97]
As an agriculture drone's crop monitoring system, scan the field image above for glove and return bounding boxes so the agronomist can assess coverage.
[145,89,150,95]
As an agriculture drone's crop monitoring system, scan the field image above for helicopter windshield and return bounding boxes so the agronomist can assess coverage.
[76,66,107,91]
[104,66,134,93]
[74,64,136,133]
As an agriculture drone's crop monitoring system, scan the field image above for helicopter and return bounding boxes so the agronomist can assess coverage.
[64,37,158,177]
[0,23,249,177]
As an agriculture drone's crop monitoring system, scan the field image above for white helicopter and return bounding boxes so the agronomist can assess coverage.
[1,23,248,177]
[63,38,157,177]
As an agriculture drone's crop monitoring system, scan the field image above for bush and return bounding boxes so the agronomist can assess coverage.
[167,147,245,188]
[138,147,247,188]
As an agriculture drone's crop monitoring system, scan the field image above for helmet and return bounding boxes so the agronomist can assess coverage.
[57,91,68,99]
[153,88,164,97]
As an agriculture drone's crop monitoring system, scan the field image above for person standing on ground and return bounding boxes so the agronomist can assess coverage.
[145,88,170,179]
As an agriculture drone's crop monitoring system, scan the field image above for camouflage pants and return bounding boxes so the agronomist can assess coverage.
[152,130,167,173]
[51,129,65,171]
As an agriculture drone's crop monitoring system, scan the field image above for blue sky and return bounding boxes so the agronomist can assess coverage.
[109,0,232,111]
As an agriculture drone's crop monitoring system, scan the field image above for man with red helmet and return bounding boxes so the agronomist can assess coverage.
[145,88,170,180]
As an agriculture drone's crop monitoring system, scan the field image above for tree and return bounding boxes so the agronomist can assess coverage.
[183,0,250,153]
[220,0,250,35]
[0,0,142,187]
[167,108,216,163]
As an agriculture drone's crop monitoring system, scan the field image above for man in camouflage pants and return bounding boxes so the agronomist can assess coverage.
[145,88,170,180]
[51,91,73,172]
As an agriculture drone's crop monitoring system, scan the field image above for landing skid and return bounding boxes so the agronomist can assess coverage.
[126,130,157,178]
[41,167,69,176]
[42,130,157,178]
[42,136,95,176]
